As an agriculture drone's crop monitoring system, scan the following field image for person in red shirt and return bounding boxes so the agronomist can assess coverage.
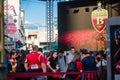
[9,51,17,72]
[24,45,47,80]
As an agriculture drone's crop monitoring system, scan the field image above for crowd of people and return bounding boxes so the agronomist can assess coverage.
[4,45,107,80]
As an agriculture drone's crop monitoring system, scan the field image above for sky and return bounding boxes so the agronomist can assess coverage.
[20,0,59,27]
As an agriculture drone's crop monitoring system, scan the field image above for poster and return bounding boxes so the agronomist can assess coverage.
[110,25,120,80]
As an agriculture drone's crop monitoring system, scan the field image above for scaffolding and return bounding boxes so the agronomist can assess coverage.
[46,0,54,50]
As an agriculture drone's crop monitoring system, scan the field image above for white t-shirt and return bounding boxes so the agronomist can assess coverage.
[96,59,107,67]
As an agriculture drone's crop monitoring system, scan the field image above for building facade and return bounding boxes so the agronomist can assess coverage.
[25,24,58,50]
[4,0,25,50]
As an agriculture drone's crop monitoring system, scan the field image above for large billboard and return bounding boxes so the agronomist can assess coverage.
[58,0,120,51]
[58,1,103,51]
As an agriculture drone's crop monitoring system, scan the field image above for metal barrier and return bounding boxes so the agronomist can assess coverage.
[7,71,97,80]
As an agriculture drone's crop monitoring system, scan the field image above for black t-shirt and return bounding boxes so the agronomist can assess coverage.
[49,57,58,69]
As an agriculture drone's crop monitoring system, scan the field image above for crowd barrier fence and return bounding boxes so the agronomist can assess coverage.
[7,71,98,80]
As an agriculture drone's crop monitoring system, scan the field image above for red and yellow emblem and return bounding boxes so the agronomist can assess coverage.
[91,2,108,33]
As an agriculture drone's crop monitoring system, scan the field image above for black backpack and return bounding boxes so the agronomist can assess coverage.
[67,61,78,78]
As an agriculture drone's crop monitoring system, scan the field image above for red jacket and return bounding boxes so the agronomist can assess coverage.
[70,60,82,80]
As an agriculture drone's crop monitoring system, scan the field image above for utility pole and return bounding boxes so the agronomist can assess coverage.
[0,0,7,80]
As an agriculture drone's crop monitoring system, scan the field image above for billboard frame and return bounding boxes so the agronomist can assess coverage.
[106,16,120,80]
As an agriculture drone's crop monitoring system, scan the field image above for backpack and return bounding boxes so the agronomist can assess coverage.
[67,61,78,78]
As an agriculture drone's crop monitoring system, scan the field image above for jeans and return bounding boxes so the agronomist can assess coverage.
[30,76,46,80]
[81,73,84,80]
[65,77,69,80]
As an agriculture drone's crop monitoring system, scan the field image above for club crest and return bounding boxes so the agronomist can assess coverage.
[91,2,108,33]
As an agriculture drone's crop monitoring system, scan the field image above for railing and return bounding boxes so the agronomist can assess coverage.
[84,71,97,80]
[7,71,98,80]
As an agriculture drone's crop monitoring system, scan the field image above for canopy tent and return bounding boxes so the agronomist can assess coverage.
[43,42,58,50]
